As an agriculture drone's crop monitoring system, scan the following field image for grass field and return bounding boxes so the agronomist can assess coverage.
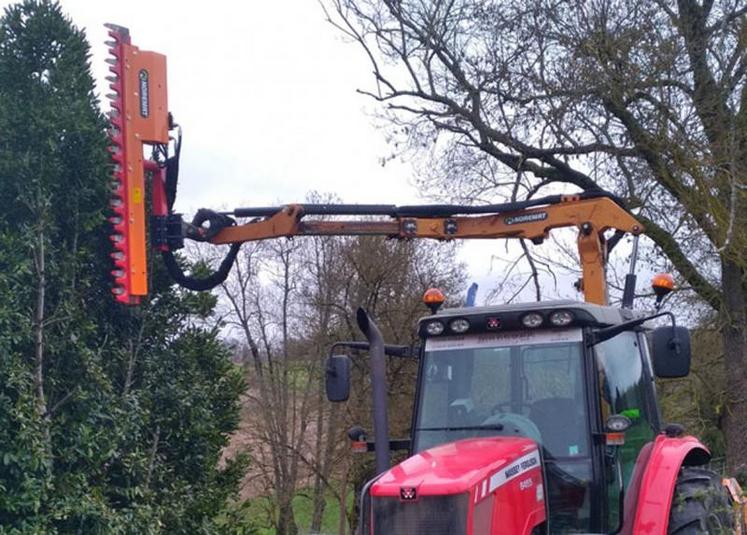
[224,488,353,535]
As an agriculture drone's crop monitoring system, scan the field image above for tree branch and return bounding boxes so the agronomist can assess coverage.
[637,213,721,310]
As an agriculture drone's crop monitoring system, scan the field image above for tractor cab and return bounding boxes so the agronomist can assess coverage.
[329,299,695,534]
[412,300,662,532]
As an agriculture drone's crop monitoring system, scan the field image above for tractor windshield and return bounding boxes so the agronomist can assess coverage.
[414,328,594,531]
[415,328,588,455]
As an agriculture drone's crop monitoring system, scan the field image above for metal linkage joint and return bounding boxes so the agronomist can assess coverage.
[150,214,185,251]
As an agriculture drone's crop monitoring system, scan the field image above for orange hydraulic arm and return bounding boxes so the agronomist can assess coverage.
[199,194,642,306]
[104,25,643,306]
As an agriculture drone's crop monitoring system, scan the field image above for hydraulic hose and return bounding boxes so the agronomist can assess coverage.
[161,243,241,291]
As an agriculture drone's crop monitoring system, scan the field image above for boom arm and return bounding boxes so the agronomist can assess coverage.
[197,194,642,305]
[104,25,643,307]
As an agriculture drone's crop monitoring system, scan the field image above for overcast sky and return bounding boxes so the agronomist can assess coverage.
[3,0,587,304]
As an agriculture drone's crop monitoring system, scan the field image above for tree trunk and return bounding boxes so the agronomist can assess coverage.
[276,492,298,535]
[338,458,351,535]
[32,225,49,447]
[721,258,747,478]
[33,229,46,416]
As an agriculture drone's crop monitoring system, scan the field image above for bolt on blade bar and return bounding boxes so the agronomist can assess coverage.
[104,23,170,304]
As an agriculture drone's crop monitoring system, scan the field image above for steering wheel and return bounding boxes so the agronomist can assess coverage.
[481,408,544,445]
[491,401,534,416]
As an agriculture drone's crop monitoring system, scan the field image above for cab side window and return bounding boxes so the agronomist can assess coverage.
[595,332,656,484]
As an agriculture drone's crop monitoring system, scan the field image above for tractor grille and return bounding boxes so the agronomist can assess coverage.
[371,494,468,535]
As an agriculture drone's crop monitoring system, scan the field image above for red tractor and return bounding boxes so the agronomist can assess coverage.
[103,25,746,534]
[327,297,746,533]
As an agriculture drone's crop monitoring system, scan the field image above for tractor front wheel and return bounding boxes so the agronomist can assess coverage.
[667,466,735,534]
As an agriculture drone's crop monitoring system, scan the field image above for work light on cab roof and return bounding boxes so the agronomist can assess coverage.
[425,320,445,336]
[549,310,574,327]
[449,318,470,334]
[521,312,544,328]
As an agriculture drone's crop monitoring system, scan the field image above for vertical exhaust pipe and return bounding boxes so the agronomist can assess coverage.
[357,307,391,475]
[622,235,639,309]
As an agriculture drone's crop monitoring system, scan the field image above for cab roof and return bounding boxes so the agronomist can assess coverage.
[423,299,642,328]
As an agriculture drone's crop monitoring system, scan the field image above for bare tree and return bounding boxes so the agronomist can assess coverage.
[218,220,465,534]
[301,233,348,533]
[219,239,316,535]
[323,0,747,474]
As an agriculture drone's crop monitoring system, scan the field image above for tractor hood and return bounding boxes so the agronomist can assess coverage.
[371,436,540,499]
[368,436,546,534]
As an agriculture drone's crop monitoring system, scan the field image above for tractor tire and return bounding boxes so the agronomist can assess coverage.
[667,466,735,534]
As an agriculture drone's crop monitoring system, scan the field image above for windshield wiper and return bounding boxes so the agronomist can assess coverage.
[415,424,504,432]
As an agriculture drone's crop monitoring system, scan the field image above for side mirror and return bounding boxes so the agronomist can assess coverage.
[348,425,367,441]
[651,325,691,378]
[325,355,351,402]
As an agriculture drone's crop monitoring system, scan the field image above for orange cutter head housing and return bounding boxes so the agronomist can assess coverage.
[105,24,169,304]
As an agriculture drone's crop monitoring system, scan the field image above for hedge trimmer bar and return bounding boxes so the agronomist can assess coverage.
[105,23,170,304]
